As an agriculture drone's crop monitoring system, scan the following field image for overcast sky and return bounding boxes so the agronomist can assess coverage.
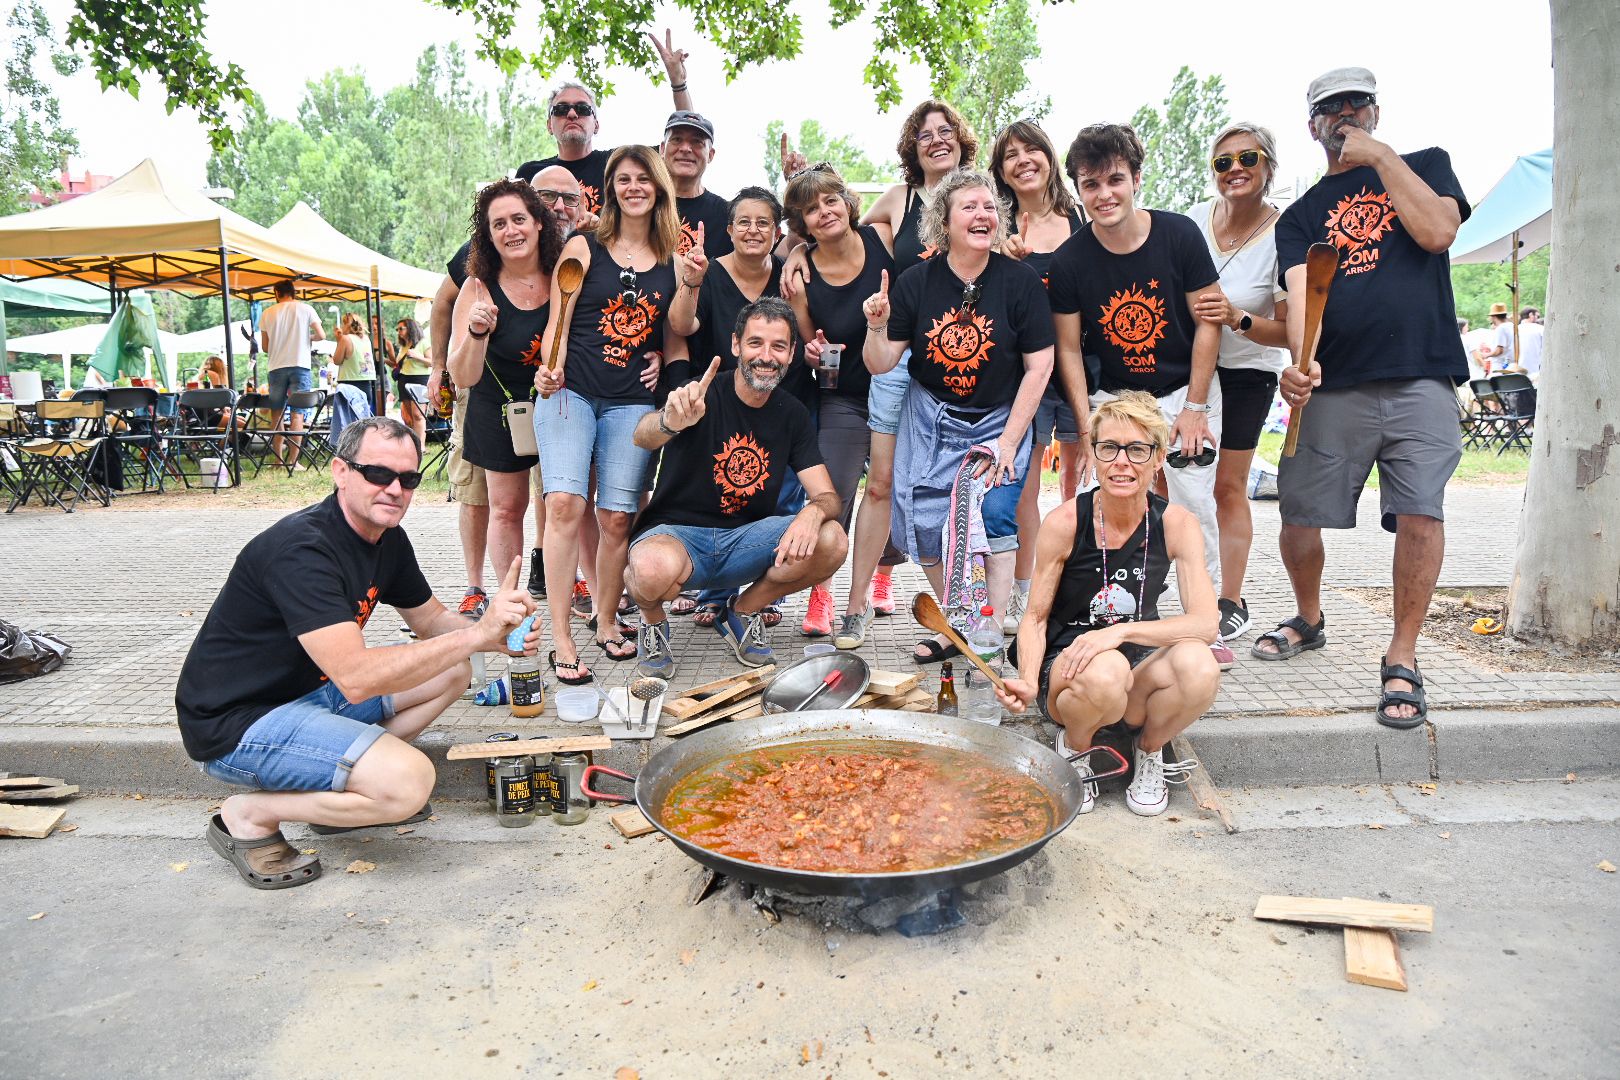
[39,0,1553,218]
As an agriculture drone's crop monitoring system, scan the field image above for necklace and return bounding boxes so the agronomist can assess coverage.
[1214,202,1278,257]
[1096,498,1150,625]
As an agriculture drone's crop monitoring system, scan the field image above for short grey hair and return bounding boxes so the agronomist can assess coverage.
[918,169,1011,256]
[547,80,597,111]
[335,416,421,464]
[1209,122,1279,196]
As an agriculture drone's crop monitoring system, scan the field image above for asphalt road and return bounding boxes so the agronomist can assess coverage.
[3,779,1617,1079]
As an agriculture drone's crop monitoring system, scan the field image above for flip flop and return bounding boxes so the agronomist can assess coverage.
[309,803,434,835]
[550,650,594,686]
[760,602,784,628]
[912,636,961,665]
[206,814,322,890]
[669,593,699,616]
[597,635,637,662]
[693,603,724,628]
[1376,658,1428,730]
[1250,615,1327,661]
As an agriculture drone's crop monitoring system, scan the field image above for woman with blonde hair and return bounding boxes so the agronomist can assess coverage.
[998,391,1220,817]
[331,312,378,407]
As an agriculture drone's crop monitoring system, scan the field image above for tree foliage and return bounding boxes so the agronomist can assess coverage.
[939,0,1051,149]
[1,1,82,213]
[1130,66,1229,213]
[762,120,897,191]
[1450,249,1549,327]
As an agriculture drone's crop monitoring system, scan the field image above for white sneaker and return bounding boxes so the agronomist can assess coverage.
[1054,728,1096,814]
[1003,587,1028,636]
[1125,746,1200,817]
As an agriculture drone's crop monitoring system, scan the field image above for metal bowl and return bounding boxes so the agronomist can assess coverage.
[761,652,871,713]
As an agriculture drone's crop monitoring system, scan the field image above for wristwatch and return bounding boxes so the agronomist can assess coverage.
[1235,312,1253,335]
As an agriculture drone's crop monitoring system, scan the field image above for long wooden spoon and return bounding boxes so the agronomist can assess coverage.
[542,257,585,400]
[912,593,1006,693]
[1282,242,1339,458]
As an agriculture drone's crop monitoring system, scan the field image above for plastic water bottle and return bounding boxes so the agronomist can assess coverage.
[962,604,1004,724]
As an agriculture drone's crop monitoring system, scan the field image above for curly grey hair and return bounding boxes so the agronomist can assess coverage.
[1209,122,1279,196]
[918,169,1011,256]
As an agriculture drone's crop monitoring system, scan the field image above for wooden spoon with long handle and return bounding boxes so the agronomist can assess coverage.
[912,593,1006,693]
[541,257,585,400]
[1282,242,1339,457]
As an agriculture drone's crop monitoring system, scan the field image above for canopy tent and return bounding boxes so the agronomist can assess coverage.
[267,203,441,301]
[6,321,182,356]
[0,276,114,375]
[1450,148,1552,264]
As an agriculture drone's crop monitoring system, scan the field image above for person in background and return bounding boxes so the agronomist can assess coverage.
[331,313,378,410]
[1516,306,1544,382]
[392,318,430,448]
[198,354,229,389]
[1186,122,1291,649]
[1483,302,1514,374]
[260,279,325,470]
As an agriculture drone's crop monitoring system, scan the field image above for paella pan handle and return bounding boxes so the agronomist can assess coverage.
[581,764,636,804]
[1063,743,1130,781]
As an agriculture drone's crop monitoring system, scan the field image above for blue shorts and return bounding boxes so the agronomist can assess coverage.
[867,363,910,436]
[1033,393,1081,446]
[267,366,313,416]
[202,682,396,793]
[634,516,795,593]
[535,389,653,514]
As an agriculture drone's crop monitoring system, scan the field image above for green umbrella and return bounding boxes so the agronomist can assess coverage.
[89,295,172,386]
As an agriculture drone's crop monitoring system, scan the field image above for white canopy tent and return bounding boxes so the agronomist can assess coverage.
[6,321,184,388]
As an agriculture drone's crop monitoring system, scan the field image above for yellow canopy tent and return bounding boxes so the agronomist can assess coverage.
[267,203,441,302]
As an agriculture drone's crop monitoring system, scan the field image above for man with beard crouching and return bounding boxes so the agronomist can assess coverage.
[626,298,846,677]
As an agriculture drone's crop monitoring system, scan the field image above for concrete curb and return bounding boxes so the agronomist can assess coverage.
[2,705,1617,797]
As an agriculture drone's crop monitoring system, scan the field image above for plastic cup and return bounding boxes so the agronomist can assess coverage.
[817,344,842,390]
[803,643,837,658]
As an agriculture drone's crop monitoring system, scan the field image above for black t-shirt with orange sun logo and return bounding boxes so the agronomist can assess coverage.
[634,377,822,536]
[564,235,678,405]
[462,274,550,473]
[1047,210,1218,395]
[676,190,734,261]
[530,149,611,217]
[888,251,1055,409]
[1276,148,1471,391]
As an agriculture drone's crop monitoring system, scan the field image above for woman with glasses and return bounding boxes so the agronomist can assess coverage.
[533,145,685,683]
[862,168,1055,665]
[448,179,564,619]
[991,119,1090,638]
[331,313,378,411]
[1186,123,1290,644]
[996,391,1219,817]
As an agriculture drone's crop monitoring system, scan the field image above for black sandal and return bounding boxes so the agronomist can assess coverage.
[550,650,594,686]
[912,636,961,665]
[1376,658,1428,730]
[597,635,637,662]
[1250,614,1327,661]
[206,815,322,890]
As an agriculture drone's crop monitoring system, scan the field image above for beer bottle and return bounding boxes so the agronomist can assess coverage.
[936,662,959,717]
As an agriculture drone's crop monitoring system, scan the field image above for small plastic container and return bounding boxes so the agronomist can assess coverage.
[554,687,599,724]
[803,643,837,658]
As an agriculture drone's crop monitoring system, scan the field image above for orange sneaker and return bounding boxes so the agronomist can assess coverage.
[801,584,833,637]
[870,571,895,617]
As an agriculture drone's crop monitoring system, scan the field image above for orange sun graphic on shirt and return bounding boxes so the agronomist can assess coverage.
[713,432,771,514]
[925,307,995,376]
[1324,188,1398,253]
[520,331,545,366]
[1098,286,1166,355]
[599,294,657,350]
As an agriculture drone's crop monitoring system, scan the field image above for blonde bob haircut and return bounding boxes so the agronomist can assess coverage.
[1208,121,1279,196]
[918,168,1010,256]
[596,145,682,263]
[1089,390,1171,453]
[782,164,862,242]
[339,311,366,337]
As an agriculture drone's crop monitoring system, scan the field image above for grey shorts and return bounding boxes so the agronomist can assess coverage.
[1278,378,1462,533]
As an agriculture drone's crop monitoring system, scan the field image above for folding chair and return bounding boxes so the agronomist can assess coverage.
[229,392,277,477]
[102,386,166,492]
[262,388,328,474]
[1488,374,1536,455]
[6,399,112,513]
[0,402,26,503]
[1464,379,1509,451]
[406,382,452,479]
[296,389,338,470]
[163,389,239,490]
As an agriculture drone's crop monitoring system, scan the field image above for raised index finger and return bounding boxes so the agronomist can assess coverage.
[779,131,789,163]
[698,356,722,388]
[501,555,522,593]
[879,269,889,296]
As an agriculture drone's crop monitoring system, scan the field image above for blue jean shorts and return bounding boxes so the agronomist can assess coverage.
[535,389,653,514]
[1033,392,1081,446]
[867,362,910,436]
[634,516,795,593]
[202,682,396,793]
[267,366,313,416]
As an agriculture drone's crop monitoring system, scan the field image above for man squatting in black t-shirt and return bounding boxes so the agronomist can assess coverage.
[175,418,542,889]
[1254,67,1470,732]
[624,298,846,678]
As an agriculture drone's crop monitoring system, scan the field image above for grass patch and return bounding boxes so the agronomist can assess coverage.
[1253,432,1526,489]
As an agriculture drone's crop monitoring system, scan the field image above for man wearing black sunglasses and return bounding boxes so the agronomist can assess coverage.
[176,417,542,890]
[1262,66,1470,734]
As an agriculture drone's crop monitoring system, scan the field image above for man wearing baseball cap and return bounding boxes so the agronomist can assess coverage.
[662,110,733,261]
[1255,66,1471,733]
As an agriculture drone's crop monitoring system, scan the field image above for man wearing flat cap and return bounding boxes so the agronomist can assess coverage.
[1255,66,1471,734]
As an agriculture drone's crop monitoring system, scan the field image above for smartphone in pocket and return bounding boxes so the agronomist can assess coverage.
[505,400,538,456]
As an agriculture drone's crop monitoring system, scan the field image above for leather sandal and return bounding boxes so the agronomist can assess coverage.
[692,602,724,628]
[206,814,322,890]
[1250,614,1327,661]
[1376,658,1428,730]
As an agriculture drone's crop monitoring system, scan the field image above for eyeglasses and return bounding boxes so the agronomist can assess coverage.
[960,281,982,316]
[1211,149,1268,173]
[550,101,595,118]
[535,189,582,207]
[342,458,424,490]
[619,266,641,305]
[1310,93,1375,118]
[916,125,956,146]
[1166,446,1217,469]
[731,217,777,235]
[1092,440,1156,464]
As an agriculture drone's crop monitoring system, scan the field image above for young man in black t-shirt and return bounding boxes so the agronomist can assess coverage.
[625,299,845,677]
[176,418,541,890]
[1256,67,1470,732]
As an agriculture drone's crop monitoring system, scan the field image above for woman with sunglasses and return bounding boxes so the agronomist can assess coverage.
[1186,123,1290,644]
[991,119,1090,638]
[449,179,565,621]
[996,392,1219,817]
[534,145,685,682]
[863,168,1055,665]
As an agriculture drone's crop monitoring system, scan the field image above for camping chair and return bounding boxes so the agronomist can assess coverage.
[1464,378,1510,451]
[0,402,26,503]
[405,382,451,479]
[102,386,166,492]
[1488,373,1536,454]
[5,399,111,513]
[163,389,238,490]
[262,388,329,474]
[229,392,278,477]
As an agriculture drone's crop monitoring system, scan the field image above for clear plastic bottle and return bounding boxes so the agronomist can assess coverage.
[962,604,1004,724]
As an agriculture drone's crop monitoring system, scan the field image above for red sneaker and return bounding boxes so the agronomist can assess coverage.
[870,572,895,617]
[571,579,592,620]
[801,585,833,637]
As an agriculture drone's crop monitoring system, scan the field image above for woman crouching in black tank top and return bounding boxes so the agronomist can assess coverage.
[998,391,1221,819]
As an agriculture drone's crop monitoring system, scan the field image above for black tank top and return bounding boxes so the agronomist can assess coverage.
[804,225,893,403]
[1017,210,1085,287]
[470,275,550,410]
[1044,491,1172,656]
[564,234,677,405]
[893,187,936,273]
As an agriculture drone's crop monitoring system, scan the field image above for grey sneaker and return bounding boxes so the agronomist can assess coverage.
[714,604,773,667]
[1054,728,1096,814]
[637,619,675,679]
[834,608,873,650]
[1003,587,1028,636]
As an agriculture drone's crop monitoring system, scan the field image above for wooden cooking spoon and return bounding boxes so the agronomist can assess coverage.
[912,593,1006,693]
[1282,242,1339,458]
[542,257,586,400]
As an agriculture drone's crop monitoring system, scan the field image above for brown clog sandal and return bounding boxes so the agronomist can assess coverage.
[206,814,322,890]
[309,802,433,836]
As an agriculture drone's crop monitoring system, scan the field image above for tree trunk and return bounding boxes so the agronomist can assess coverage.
[1507,0,1620,649]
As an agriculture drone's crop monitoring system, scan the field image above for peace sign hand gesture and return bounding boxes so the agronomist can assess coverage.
[663,357,721,434]
[650,29,688,86]
[862,269,891,326]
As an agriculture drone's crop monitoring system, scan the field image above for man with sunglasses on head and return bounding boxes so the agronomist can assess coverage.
[176,417,542,890]
[1256,67,1469,734]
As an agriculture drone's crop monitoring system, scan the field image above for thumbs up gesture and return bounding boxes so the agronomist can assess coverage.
[467,277,498,339]
[663,356,721,433]
[862,269,891,326]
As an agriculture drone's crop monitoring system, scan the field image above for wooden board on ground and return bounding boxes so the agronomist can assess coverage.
[663,668,774,720]
[664,692,765,736]
[1254,895,1434,933]
[446,735,612,761]
[1344,925,1409,990]
[0,776,66,789]
[0,785,79,801]
[0,803,68,838]
[1169,735,1236,834]
[865,669,923,697]
[672,666,776,701]
[609,808,657,839]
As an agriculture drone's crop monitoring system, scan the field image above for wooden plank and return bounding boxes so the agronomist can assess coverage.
[1254,896,1434,933]
[664,692,764,736]
[0,803,67,838]
[865,669,923,697]
[663,668,774,720]
[0,785,78,801]
[1344,911,1409,991]
[672,666,776,701]
[1170,735,1236,835]
[0,776,66,789]
[609,808,657,839]
[446,735,612,761]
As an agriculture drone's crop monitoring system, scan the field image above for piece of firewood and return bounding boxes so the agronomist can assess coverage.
[446,735,612,761]
[1170,735,1236,834]
[0,803,68,838]
[1254,895,1434,933]
[664,692,764,736]
[0,776,66,789]
[672,666,776,701]
[662,668,774,720]
[0,785,79,802]
[865,670,923,697]
[609,808,657,839]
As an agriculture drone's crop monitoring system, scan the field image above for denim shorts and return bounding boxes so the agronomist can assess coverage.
[267,366,313,416]
[634,516,795,593]
[202,682,395,793]
[867,362,910,436]
[1033,392,1081,446]
[535,388,654,514]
